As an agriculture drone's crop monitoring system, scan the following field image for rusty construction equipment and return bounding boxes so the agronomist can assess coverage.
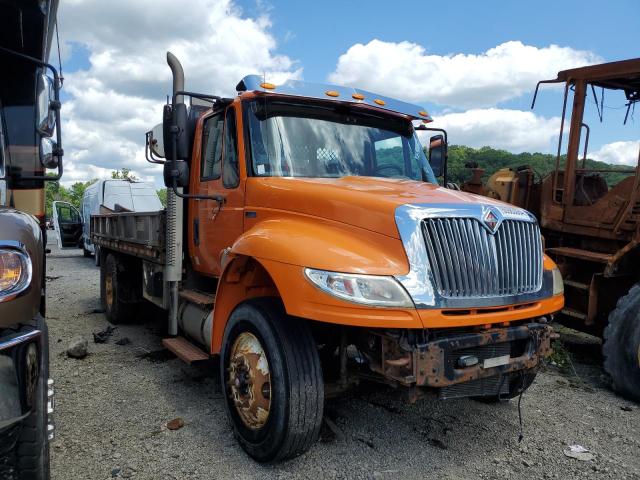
[460,58,640,401]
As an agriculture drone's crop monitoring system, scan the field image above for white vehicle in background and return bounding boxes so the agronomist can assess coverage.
[52,180,163,265]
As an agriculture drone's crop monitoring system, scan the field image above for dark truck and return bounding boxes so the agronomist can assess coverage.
[0,0,64,478]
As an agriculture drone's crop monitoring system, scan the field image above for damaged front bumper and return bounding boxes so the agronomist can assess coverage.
[369,322,554,398]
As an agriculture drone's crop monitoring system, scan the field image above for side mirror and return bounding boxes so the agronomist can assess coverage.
[148,123,165,158]
[162,103,189,161]
[428,134,447,178]
[40,137,59,169]
[163,160,189,188]
[36,73,56,137]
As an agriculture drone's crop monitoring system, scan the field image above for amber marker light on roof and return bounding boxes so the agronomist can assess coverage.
[419,110,429,117]
[260,82,276,90]
[352,93,365,100]
[325,90,340,97]
[373,98,385,106]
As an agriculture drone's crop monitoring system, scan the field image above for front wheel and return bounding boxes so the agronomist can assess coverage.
[15,316,50,480]
[220,298,324,462]
[603,283,640,401]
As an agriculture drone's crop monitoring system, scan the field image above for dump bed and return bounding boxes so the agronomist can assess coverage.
[91,210,166,264]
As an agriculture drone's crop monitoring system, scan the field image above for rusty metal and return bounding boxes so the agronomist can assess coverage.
[361,323,553,390]
[227,332,271,430]
[462,59,640,336]
[178,289,215,306]
[162,336,209,364]
[414,324,553,388]
[105,271,114,311]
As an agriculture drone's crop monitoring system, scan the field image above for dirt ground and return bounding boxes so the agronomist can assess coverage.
[45,238,639,480]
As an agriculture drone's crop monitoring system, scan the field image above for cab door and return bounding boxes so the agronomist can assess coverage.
[52,201,83,249]
[188,103,244,277]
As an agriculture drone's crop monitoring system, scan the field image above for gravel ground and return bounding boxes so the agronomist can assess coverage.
[45,238,639,480]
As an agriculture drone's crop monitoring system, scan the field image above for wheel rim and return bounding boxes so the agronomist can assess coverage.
[227,332,271,430]
[105,272,114,310]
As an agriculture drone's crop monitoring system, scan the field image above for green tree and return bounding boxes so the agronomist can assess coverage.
[440,145,631,187]
[111,168,138,181]
[157,188,167,207]
[45,179,97,218]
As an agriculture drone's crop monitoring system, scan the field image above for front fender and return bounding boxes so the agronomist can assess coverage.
[232,217,408,275]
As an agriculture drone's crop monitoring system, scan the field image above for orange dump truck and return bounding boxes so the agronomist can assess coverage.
[90,52,564,461]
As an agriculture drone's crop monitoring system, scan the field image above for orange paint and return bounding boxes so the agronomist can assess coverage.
[184,95,564,354]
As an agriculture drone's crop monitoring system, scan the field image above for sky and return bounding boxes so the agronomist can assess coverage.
[56,0,640,187]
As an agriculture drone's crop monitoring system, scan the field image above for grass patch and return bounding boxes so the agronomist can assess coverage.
[547,339,572,373]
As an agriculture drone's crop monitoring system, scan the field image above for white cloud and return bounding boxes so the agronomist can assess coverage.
[58,0,300,186]
[423,108,562,153]
[590,141,640,166]
[329,40,601,109]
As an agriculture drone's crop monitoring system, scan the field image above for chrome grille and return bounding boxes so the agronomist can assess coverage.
[422,218,542,298]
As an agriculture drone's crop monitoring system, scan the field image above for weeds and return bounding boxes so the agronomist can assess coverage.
[547,339,572,373]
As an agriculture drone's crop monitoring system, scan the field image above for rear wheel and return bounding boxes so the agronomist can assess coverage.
[603,283,640,401]
[220,298,323,462]
[100,253,138,324]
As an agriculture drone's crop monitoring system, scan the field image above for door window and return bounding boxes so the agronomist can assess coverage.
[201,113,224,180]
[56,203,80,223]
[223,108,239,188]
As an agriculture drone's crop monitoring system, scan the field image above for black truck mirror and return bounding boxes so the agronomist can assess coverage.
[162,103,189,161]
[163,160,190,188]
[428,134,447,178]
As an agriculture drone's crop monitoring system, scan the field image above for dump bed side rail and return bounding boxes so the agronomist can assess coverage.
[91,210,166,263]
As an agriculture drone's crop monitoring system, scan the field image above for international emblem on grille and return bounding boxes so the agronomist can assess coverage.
[483,208,499,233]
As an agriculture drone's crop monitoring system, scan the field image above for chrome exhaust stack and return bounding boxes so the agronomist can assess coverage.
[165,51,185,336]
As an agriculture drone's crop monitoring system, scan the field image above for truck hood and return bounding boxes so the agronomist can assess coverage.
[245,176,509,239]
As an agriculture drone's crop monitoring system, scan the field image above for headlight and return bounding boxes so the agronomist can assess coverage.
[304,268,414,308]
[0,248,32,302]
[551,266,563,296]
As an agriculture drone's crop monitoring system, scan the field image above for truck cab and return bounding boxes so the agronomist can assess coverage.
[93,53,564,462]
[1,0,64,477]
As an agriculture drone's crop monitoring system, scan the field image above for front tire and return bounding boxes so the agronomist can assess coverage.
[220,298,323,462]
[603,283,640,401]
[15,316,50,480]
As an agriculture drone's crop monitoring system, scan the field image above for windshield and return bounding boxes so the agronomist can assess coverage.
[246,99,436,183]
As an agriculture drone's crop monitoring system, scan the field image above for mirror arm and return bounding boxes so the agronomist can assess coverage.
[0,46,64,181]
[145,131,166,164]
[172,90,223,106]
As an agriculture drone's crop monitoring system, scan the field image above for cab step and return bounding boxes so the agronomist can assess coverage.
[162,336,209,365]
[179,289,215,306]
